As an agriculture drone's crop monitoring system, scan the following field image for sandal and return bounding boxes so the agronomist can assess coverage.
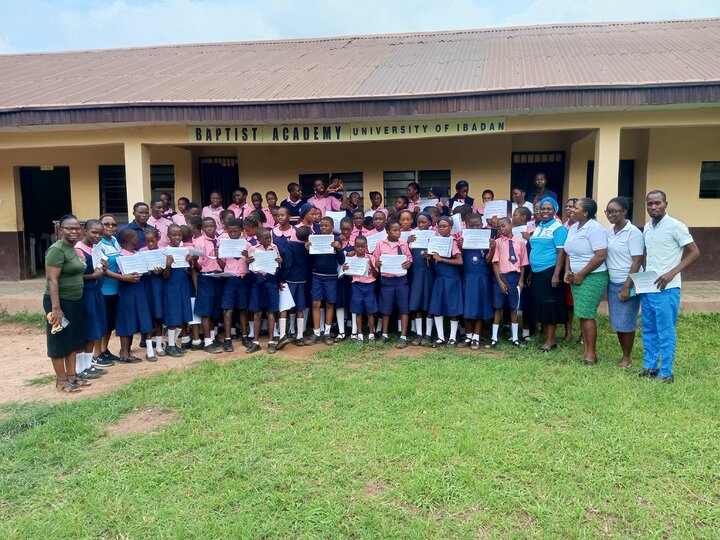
[582,358,597,365]
[67,377,91,387]
[539,343,558,352]
[56,380,81,393]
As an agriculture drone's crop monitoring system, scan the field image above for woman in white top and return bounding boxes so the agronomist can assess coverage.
[605,197,644,368]
[563,198,608,365]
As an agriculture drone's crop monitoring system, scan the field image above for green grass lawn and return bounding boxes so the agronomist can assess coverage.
[1,314,719,538]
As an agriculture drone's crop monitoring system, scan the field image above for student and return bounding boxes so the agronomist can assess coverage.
[219,209,235,233]
[228,188,251,219]
[180,224,202,350]
[527,172,558,206]
[279,225,312,346]
[148,199,172,247]
[94,213,122,365]
[394,195,409,213]
[299,203,322,234]
[426,206,441,229]
[115,228,154,363]
[512,205,536,340]
[308,177,345,215]
[369,210,387,238]
[306,216,346,345]
[160,192,176,219]
[511,187,535,215]
[427,216,463,347]
[447,180,475,211]
[202,190,225,231]
[406,182,421,212]
[488,217,528,348]
[251,191,275,227]
[345,191,361,216]
[74,219,108,378]
[365,191,388,218]
[217,218,250,353]
[118,202,151,249]
[265,190,279,214]
[192,217,224,354]
[455,213,493,349]
[280,182,306,225]
[187,215,203,242]
[407,211,436,345]
[246,228,283,353]
[343,235,379,343]
[272,207,298,253]
[142,228,167,356]
[242,214,260,243]
[172,197,190,226]
[349,209,371,244]
[334,217,354,341]
[160,224,192,357]
[373,221,413,348]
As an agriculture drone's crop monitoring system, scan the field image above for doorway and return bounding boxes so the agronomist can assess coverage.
[20,166,72,275]
[198,157,239,207]
[510,152,566,202]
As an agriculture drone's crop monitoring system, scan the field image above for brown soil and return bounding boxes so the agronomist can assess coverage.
[1,324,499,405]
[106,407,179,436]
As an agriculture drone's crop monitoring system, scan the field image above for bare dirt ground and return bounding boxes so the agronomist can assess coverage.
[105,407,179,436]
[1,324,491,405]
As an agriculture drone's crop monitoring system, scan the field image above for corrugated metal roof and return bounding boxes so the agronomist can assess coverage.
[0,18,719,112]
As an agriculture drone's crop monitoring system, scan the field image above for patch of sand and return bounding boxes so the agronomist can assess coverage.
[106,407,179,436]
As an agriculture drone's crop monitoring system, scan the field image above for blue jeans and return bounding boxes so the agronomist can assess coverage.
[641,288,681,377]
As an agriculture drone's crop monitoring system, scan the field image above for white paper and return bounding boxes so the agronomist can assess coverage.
[117,254,149,275]
[325,211,347,234]
[91,243,105,269]
[142,249,167,270]
[451,213,464,234]
[206,272,237,278]
[343,257,369,277]
[451,200,465,211]
[165,247,190,268]
[629,271,661,294]
[483,200,509,220]
[512,225,528,241]
[380,254,407,276]
[309,234,335,255]
[187,247,205,258]
[366,232,387,254]
[462,229,491,250]
[400,230,413,242]
[249,249,279,274]
[408,229,436,250]
[279,285,295,312]
[416,198,440,211]
[427,236,453,258]
[218,238,247,259]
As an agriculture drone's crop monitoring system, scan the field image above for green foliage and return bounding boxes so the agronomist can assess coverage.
[0,308,46,329]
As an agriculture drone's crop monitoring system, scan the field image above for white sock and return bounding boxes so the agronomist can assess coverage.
[248,322,255,338]
[296,316,305,337]
[273,322,280,338]
[511,322,519,342]
[261,318,268,332]
[336,308,345,331]
[320,308,325,327]
[191,339,201,346]
[396,319,401,332]
[84,352,93,371]
[425,317,434,337]
[210,328,217,340]
[230,326,237,336]
[314,328,321,336]
[492,324,499,342]
[204,337,213,347]
[434,316,445,340]
[382,333,389,338]
[523,328,530,338]
[167,329,176,348]
[324,323,332,335]
[289,313,296,334]
[376,318,382,332]
[351,316,358,335]
[75,353,85,374]
[279,318,287,338]
[450,320,459,341]
[146,340,155,357]
[181,336,191,344]
[415,318,423,335]
[473,333,479,341]
[155,336,163,349]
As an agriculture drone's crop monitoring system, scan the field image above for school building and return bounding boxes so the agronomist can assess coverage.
[1,18,718,280]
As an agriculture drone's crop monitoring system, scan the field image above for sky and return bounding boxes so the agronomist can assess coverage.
[0,0,718,54]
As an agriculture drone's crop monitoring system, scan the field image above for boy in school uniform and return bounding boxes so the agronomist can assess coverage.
[373,221,413,348]
[192,217,224,354]
[280,182,306,225]
[278,225,311,346]
[218,218,251,353]
[162,224,193,357]
[228,188,251,219]
[306,216,346,345]
[147,199,173,247]
[202,191,225,232]
[246,228,283,354]
[488,217,529,348]
[343,235,379,343]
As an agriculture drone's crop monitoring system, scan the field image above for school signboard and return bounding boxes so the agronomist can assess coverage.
[188,117,506,144]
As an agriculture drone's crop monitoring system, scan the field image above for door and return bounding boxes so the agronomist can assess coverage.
[199,157,239,207]
[20,166,72,275]
[511,152,566,202]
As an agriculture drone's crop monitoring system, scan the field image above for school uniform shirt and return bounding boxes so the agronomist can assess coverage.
[193,234,222,273]
[349,254,377,284]
[511,201,535,214]
[447,196,478,213]
[643,214,694,290]
[364,207,389,218]
[407,197,421,212]
[147,215,172,247]
[117,220,148,249]
[219,238,249,277]
[172,213,187,226]
[564,219,608,274]
[280,197,306,224]
[492,235,529,274]
[262,207,276,227]
[272,225,298,243]
[373,238,413,278]
[349,227,372,244]
[201,205,224,231]
[247,244,279,275]
[307,194,342,215]
[227,202,251,219]
[606,221,644,284]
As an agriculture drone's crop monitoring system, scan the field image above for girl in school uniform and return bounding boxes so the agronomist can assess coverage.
[218,218,251,353]
[446,180,477,213]
[349,209,371,244]
[161,224,193,357]
[365,191,388,218]
[201,190,225,232]
[193,217,224,354]
[94,213,122,365]
[369,210,387,238]
[407,211,436,346]
[271,207,298,253]
[179,224,202,350]
[299,203,322,234]
[115,228,155,363]
[456,213,493,350]
[334,217,355,341]
[343,235,379,343]
[427,216,464,347]
[141,227,167,356]
[278,225,312,346]
[74,219,108,378]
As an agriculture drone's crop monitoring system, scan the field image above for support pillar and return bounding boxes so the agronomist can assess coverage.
[593,125,621,225]
[123,141,152,207]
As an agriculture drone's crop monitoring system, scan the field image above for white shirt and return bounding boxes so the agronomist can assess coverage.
[511,201,534,214]
[644,214,694,289]
[606,221,644,284]
[564,219,608,273]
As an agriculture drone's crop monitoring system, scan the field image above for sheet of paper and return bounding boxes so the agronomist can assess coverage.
[325,211,347,234]
[512,225,528,241]
[482,200,509,220]
[427,236,453,258]
[142,249,167,270]
[408,229,436,250]
[308,234,335,255]
[366,232,387,254]
[218,238,247,259]
[187,247,205,258]
[451,213,463,234]
[380,254,407,276]
[462,229,491,249]
[117,254,149,275]
[451,200,465,210]
[249,249,279,274]
[91,243,105,269]
[279,285,295,312]
[165,247,190,268]
[400,230,413,242]
[629,271,661,294]
[416,198,440,211]
[344,257,369,277]
[206,272,238,278]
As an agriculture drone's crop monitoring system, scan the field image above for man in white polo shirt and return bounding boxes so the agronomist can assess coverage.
[638,190,700,383]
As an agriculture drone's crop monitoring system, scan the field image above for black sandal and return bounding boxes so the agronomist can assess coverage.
[68,377,91,387]
[56,380,81,393]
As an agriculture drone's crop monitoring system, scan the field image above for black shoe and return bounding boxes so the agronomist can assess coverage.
[305,334,323,346]
[203,343,224,354]
[636,368,659,377]
[470,339,480,351]
[457,339,470,348]
[245,341,261,354]
[323,334,335,346]
[377,335,389,344]
[334,333,346,343]
[118,355,142,364]
[651,375,674,383]
[432,339,444,348]
[395,338,408,349]
[293,337,305,346]
[190,342,204,351]
[223,339,234,353]
[166,346,184,358]
[145,354,158,362]
[242,336,253,347]
[485,340,498,349]
[77,369,101,380]
[276,336,290,350]
[181,341,192,350]
[87,366,106,376]
[92,356,114,367]
[267,342,277,354]
[447,339,457,348]
[411,335,422,346]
